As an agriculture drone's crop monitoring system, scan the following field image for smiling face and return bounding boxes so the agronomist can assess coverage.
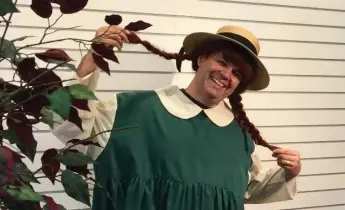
[189,43,254,105]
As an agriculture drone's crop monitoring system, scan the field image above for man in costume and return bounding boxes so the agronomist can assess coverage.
[52,25,301,209]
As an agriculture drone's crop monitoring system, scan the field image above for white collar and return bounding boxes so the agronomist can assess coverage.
[155,85,235,127]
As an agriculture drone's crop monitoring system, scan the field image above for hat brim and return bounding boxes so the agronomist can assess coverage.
[183,32,270,91]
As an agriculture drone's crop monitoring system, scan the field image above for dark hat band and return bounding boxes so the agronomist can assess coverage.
[218,32,258,55]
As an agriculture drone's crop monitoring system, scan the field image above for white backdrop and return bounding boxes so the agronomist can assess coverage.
[1,0,345,209]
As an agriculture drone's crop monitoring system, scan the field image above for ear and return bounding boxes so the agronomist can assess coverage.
[197,55,206,67]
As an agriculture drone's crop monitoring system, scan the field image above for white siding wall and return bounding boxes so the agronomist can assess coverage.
[1,0,345,209]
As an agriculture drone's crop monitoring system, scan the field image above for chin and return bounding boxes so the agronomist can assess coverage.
[204,84,225,100]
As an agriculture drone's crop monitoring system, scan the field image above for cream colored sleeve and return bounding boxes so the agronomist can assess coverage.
[244,145,298,204]
[50,69,118,160]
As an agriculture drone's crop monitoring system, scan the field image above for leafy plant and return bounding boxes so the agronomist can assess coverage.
[0,0,151,209]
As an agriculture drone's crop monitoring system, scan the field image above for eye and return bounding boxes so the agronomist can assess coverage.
[233,70,242,80]
[217,60,227,66]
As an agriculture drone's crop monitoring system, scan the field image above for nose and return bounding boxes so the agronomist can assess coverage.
[220,68,232,79]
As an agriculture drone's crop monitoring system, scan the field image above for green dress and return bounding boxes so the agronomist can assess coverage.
[92,90,255,210]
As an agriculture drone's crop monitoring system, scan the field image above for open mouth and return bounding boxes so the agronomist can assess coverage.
[211,76,227,88]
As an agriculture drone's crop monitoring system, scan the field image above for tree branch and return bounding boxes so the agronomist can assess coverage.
[39,14,64,44]
[0,61,68,106]
[0,0,18,50]
[46,25,82,36]
[65,125,140,150]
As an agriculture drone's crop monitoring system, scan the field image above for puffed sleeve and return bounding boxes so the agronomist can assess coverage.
[244,145,298,204]
[50,68,118,160]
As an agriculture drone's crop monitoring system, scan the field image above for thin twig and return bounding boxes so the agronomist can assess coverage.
[0,61,68,105]
[5,78,76,114]
[46,25,82,35]
[17,38,94,52]
[0,0,18,50]
[39,13,63,44]
[66,125,140,150]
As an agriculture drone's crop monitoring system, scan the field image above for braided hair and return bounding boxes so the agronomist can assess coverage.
[133,35,275,150]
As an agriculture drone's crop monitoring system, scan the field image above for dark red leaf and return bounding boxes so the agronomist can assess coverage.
[17,58,38,83]
[127,32,142,44]
[32,68,63,94]
[51,0,88,14]
[66,165,90,178]
[92,53,110,75]
[43,195,59,210]
[6,112,34,147]
[124,20,152,32]
[6,112,37,161]
[35,49,73,63]
[91,43,119,63]
[31,0,53,18]
[22,95,50,119]
[72,99,90,111]
[105,14,122,25]
[41,149,60,184]
[0,146,15,183]
[67,139,102,148]
[67,107,83,131]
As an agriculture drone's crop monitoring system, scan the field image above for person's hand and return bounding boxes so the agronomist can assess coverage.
[93,25,131,51]
[272,147,301,181]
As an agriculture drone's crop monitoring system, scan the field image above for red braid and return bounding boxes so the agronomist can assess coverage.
[229,93,276,151]
[133,36,275,150]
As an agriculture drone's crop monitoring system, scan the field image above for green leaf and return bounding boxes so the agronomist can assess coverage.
[0,0,19,16]
[5,185,44,202]
[14,163,40,184]
[43,204,67,210]
[11,35,34,42]
[0,130,20,144]
[0,38,17,59]
[61,169,90,206]
[41,107,54,128]
[56,150,94,166]
[47,87,72,118]
[68,84,98,100]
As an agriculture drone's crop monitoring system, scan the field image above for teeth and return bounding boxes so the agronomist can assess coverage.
[211,77,225,88]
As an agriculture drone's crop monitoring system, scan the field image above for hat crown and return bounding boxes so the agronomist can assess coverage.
[217,26,260,54]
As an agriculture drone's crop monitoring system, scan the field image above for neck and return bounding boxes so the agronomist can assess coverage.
[185,80,221,108]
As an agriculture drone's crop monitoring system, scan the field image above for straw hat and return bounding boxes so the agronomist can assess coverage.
[183,25,269,90]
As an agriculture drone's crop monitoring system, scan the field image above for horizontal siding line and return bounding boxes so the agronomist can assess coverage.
[36,169,343,177]
[258,124,345,128]
[96,89,345,94]
[5,25,345,46]
[96,89,345,95]
[203,0,345,13]
[244,108,345,111]
[33,150,345,160]
[271,140,345,145]
[300,172,345,177]
[2,68,345,78]
[281,203,345,210]
[263,156,345,163]
[260,56,345,62]
[24,47,345,61]
[255,90,345,94]
[299,188,345,194]
[16,4,345,29]
[38,187,345,195]
[32,124,345,134]
[35,140,345,153]
[300,156,345,161]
